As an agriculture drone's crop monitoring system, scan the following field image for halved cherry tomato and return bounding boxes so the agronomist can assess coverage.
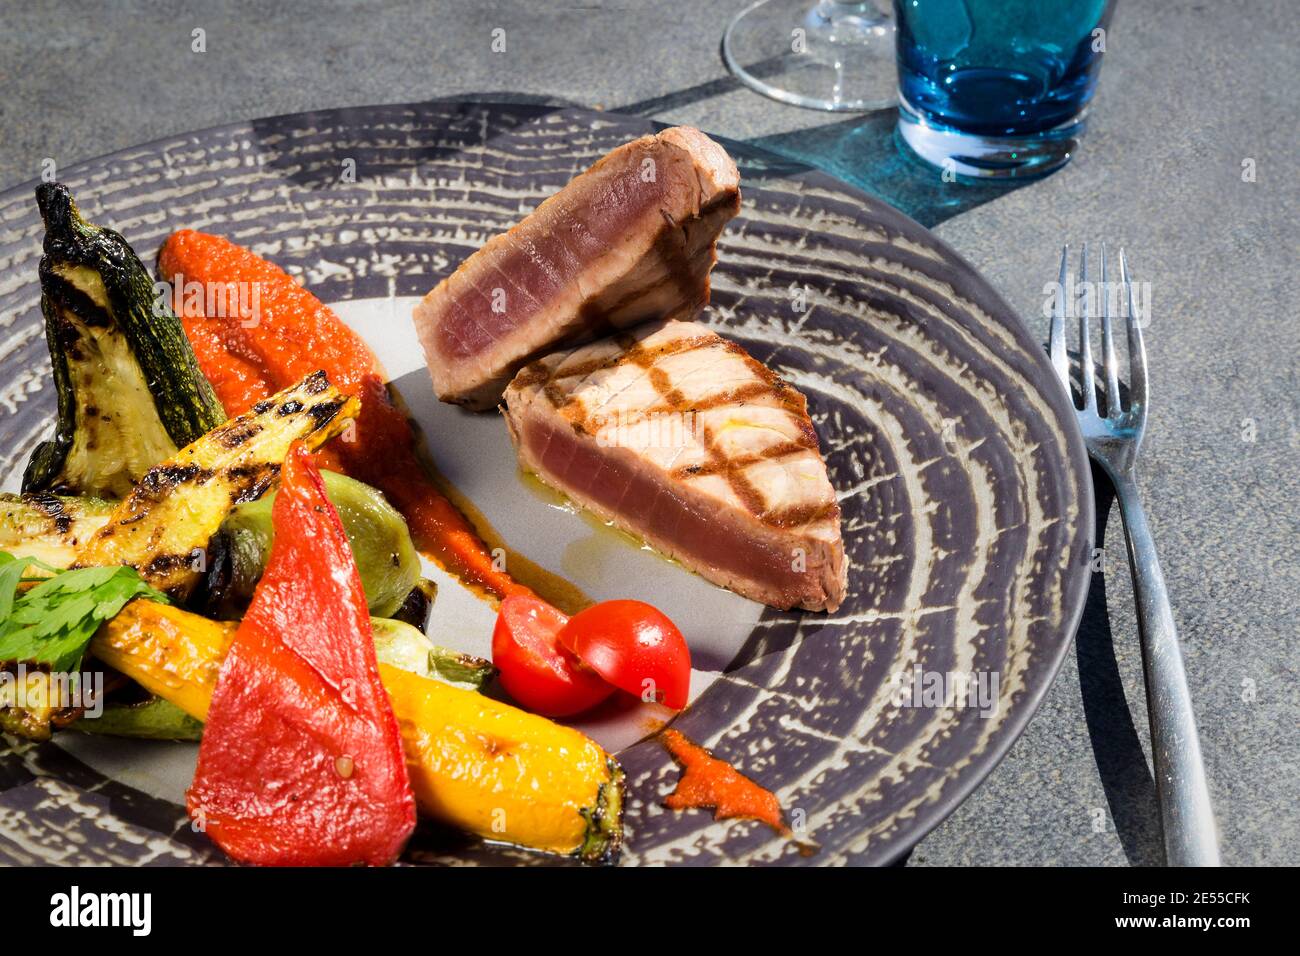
[558,600,691,710]
[492,595,616,717]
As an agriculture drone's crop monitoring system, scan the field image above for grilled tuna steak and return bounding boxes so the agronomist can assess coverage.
[414,127,741,410]
[503,320,847,612]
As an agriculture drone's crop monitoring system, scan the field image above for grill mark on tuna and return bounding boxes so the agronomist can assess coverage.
[647,365,685,409]
[699,423,770,519]
[517,413,830,610]
[549,333,717,384]
[763,500,841,530]
[669,440,813,479]
[533,326,821,527]
[607,380,818,424]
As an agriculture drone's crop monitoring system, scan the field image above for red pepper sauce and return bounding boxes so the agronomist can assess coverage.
[660,729,787,835]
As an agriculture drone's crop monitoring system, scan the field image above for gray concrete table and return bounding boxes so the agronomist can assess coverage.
[1,0,1294,866]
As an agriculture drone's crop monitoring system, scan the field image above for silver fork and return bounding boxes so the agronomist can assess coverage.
[1050,243,1220,866]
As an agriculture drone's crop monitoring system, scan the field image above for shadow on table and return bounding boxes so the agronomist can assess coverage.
[618,65,1031,230]
[746,112,1027,230]
[1075,460,1166,866]
[246,92,583,192]
[250,85,1025,231]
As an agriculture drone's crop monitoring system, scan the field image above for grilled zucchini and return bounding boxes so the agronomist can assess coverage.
[23,183,226,498]
[2,476,421,616]
[92,600,624,861]
[0,493,113,568]
[371,617,496,692]
[71,696,205,742]
[73,371,359,599]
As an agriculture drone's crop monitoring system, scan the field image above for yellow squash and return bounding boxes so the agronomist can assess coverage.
[91,601,623,861]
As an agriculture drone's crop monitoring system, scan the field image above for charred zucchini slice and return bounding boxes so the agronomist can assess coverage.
[71,696,205,741]
[0,493,114,568]
[3,477,422,617]
[73,371,359,600]
[23,183,226,498]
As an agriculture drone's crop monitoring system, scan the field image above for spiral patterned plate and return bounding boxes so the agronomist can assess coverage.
[0,103,1092,866]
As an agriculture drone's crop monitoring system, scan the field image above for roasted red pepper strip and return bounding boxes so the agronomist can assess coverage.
[187,443,416,866]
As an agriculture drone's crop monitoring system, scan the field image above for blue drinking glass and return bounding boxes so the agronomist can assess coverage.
[894,0,1116,178]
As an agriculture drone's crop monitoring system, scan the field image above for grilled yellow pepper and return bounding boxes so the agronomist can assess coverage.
[91,600,623,862]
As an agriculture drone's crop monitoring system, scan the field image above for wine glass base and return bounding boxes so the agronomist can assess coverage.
[723,0,897,112]
[896,95,1084,180]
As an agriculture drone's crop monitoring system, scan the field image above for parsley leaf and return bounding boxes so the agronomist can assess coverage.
[0,552,169,674]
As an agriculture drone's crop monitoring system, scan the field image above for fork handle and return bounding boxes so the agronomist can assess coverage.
[1113,475,1220,866]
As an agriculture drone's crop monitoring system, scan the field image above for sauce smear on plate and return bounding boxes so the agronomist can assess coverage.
[661,729,786,834]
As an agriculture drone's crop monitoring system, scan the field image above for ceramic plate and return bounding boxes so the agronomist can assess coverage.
[0,103,1092,866]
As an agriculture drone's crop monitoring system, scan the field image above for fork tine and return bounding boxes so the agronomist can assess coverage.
[1050,244,1070,390]
[1078,243,1096,412]
[1100,243,1123,416]
[1120,249,1148,421]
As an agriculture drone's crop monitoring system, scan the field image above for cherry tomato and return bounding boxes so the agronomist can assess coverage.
[492,595,616,717]
[557,600,691,710]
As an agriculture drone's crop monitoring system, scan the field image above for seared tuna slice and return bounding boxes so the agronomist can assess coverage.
[502,319,847,612]
[414,127,741,410]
